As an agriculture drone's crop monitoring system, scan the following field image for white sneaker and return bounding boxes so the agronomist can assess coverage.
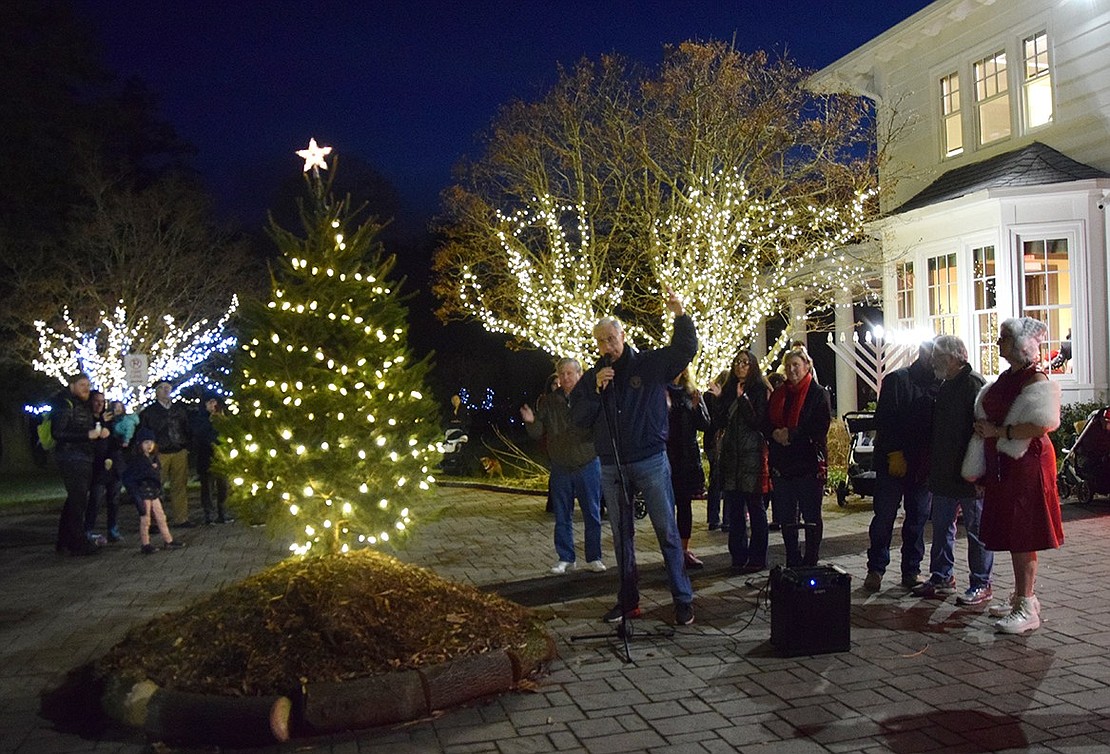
[585,560,607,572]
[550,561,575,575]
[988,593,1041,618]
[995,596,1041,634]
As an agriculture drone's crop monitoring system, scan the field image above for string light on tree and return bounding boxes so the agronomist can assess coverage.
[31,297,238,409]
[214,141,440,556]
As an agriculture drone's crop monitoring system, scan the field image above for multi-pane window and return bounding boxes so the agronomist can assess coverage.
[1023,32,1053,129]
[1022,237,1072,368]
[895,261,915,329]
[927,253,959,335]
[974,50,1011,144]
[941,72,963,157]
[971,245,999,375]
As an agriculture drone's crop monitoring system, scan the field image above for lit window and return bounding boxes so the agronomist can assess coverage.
[927,253,959,335]
[940,72,963,157]
[1023,32,1053,129]
[1021,237,1072,368]
[895,262,914,328]
[974,50,1011,145]
[971,246,999,375]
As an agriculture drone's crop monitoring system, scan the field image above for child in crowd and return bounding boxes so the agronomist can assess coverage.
[110,400,140,447]
[122,427,184,554]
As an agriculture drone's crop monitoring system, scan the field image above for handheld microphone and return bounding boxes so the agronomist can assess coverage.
[597,354,612,392]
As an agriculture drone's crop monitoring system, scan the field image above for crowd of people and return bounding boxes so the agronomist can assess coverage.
[522,300,1065,634]
[50,375,232,557]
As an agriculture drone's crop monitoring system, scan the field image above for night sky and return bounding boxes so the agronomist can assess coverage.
[77,1,936,227]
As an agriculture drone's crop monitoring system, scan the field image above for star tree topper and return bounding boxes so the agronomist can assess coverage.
[296,138,332,172]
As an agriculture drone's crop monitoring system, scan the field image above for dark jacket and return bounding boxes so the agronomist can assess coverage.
[765,381,832,481]
[873,358,939,480]
[714,380,770,494]
[49,389,96,459]
[191,409,220,471]
[525,388,597,470]
[122,450,163,501]
[666,384,710,495]
[927,363,985,498]
[139,400,191,454]
[571,314,698,464]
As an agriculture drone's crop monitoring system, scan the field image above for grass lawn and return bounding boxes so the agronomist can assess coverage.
[0,473,63,511]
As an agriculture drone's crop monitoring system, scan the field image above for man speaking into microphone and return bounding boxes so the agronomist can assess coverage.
[571,287,698,626]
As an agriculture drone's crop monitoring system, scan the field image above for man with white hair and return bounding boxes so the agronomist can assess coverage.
[912,334,993,603]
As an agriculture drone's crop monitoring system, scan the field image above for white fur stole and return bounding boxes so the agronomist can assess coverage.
[961,377,1060,482]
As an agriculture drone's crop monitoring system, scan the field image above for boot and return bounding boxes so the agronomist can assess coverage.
[995,596,1041,634]
[989,593,1041,618]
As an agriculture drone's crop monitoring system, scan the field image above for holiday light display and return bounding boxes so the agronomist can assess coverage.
[213,141,440,556]
[31,298,238,408]
[646,169,876,383]
[455,195,624,366]
[436,43,884,380]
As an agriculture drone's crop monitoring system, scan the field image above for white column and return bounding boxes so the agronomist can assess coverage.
[788,295,807,344]
[834,290,858,415]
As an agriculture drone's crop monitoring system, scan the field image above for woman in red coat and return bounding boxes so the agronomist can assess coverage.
[964,317,1064,634]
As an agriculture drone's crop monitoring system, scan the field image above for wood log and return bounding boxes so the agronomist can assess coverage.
[145,688,291,746]
[302,668,427,734]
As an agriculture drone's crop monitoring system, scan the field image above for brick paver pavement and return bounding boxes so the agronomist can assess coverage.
[2,485,1109,753]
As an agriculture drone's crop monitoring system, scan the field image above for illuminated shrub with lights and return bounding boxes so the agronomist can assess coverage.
[215,148,441,556]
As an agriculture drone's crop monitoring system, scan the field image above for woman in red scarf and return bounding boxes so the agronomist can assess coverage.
[964,317,1063,634]
[766,346,832,567]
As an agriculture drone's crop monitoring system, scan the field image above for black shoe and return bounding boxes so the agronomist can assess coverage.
[163,541,185,550]
[140,544,157,555]
[675,602,695,626]
[719,524,730,532]
[601,603,641,623]
[215,516,236,524]
[708,522,721,531]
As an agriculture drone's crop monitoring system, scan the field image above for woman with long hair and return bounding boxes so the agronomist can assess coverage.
[666,366,711,568]
[964,317,1064,633]
[709,349,772,572]
[766,345,832,567]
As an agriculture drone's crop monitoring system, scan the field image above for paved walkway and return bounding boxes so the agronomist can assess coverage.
[2,485,1110,753]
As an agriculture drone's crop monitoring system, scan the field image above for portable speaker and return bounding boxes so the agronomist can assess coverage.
[769,564,852,657]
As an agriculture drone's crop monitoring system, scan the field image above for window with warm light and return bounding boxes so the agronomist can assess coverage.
[940,72,963,157]
[971,245,999,375]
[975,50,1011,145]
[1022,32,1053,130]
[1021,237,1072,369]
[895,261,915,328]
[927,253,959,335]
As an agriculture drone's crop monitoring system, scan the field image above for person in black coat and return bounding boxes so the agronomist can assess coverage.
[766,346,832,567]
[666,367,710,568]
[51,372,108,556]
[710,349,772,572]
[122,428,184,554]
[192,394,233,525]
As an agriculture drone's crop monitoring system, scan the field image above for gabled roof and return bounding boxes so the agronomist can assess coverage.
[891,142,1110,215]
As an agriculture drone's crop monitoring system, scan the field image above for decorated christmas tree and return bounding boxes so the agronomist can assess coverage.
[215,139,441,556]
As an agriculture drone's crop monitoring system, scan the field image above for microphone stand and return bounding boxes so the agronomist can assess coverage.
[570,359,649,663]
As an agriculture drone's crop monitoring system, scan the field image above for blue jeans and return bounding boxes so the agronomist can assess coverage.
[551,458,603,563]
[723,489,768,567]
[771,475,824,567]
[929,494,993,589]
[601,452,694,608]
[866,474,931,578]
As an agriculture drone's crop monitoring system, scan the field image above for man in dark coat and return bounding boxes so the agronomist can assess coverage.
[139,380,192,526]
[864,342,939,591]
[571,288,697,627]
[913,334,993,602]
[51,372,108,555]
